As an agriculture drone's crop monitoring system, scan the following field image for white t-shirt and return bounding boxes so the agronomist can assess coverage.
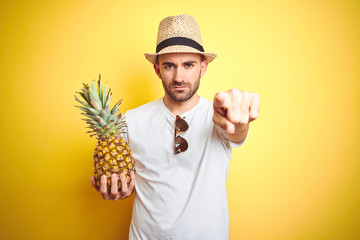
[125,97,243,240]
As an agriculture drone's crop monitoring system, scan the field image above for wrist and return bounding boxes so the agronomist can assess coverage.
[227,123,249,144]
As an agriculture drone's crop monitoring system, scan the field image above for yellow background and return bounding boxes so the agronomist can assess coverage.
[0,0,359,239]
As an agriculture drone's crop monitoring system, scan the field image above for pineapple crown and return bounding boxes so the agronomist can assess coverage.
[74,74,126,139]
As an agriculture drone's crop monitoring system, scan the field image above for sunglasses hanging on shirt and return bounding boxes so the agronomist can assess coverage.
[174,115,188,154]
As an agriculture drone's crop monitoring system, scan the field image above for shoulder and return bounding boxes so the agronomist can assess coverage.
[196,96,214,116]
[125,98,163,119]
[199,96,213,107]
[122,99,164,140]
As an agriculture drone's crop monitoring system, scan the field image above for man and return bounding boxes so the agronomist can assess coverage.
[91,14,260,239]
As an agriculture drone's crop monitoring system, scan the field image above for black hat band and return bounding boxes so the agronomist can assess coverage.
[156,37,205,53]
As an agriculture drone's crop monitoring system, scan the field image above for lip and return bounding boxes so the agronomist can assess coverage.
[174,86,185,89]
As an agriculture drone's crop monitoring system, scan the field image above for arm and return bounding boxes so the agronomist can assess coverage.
[91,171,135,200]
[212,89,260,144]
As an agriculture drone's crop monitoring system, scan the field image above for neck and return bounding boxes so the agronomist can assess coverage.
[163,94,200,116]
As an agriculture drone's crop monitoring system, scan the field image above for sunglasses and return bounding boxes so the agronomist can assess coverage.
[174,115,189,154]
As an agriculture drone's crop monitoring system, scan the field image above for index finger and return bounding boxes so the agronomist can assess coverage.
[213,92,229,117]
[213,92,229,109]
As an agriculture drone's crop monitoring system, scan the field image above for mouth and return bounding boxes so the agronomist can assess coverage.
[172,84,188,91]
[173,86,186,89]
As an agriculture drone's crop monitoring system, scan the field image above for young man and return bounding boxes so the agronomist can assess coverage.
[91,14,260,239]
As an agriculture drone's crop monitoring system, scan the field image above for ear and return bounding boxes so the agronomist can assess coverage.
[200,59,208,78]
[153,63,162,79]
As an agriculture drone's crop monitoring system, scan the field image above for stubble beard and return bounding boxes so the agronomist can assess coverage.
[161,71,201,103]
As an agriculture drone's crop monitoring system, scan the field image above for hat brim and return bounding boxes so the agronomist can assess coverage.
[144,45,217,64]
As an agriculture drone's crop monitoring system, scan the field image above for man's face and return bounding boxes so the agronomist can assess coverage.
[154,53,208,103]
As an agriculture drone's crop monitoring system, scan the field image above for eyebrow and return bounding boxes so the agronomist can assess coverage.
[183,60,197,65]
[161,62,175,66]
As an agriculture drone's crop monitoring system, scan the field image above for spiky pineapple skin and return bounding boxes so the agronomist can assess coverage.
[93,135,134,191]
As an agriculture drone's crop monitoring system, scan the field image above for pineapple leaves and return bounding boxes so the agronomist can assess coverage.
[74,105,90,113]
[90,98,102,111]
[86,107,100,116]
[76,91,91,106]
[104,88,111,109]
[100,109,109,122]
[89,80,102,109]
[74,95,91,108]
[111,99,123,115]
[102,84,108,108]
[94,116,107,127]
[86,120,101,128]
[75,74,126,138]
[97,73,102,101]
[81,113,97,121]
[107,112,116,123]
[82,83,90,90]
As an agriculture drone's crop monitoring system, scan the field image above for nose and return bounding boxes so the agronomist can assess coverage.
[173,67,185,83]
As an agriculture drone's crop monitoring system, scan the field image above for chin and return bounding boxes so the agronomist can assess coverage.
[172,94,193,102]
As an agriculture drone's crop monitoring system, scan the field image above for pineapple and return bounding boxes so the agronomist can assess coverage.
[75,74,134,191]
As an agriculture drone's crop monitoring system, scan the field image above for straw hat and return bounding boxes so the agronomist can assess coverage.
[144,14,217,64]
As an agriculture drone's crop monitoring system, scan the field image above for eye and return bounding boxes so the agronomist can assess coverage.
[184,63,193,68]
[164,64,174,69]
